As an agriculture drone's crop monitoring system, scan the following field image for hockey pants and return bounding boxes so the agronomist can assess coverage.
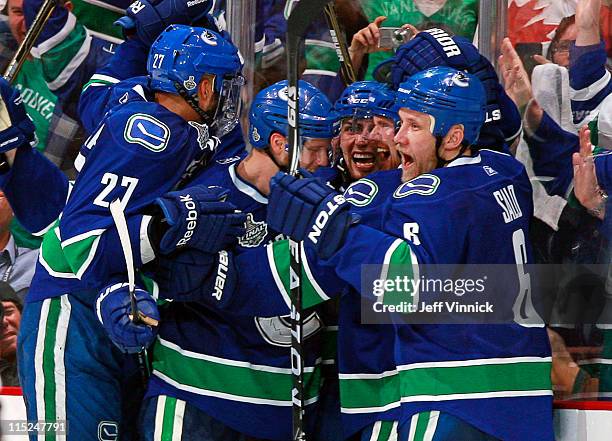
[18,293,145,441]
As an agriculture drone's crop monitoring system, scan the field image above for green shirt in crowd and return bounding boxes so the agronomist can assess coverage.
[361,0,479,80]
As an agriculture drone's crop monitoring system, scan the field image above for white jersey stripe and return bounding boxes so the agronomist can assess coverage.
[54,295,71,441]
[35,299,51,441]
[172,399,186,441]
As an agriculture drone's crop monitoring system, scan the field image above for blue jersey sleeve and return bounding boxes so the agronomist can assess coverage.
[525,110,578,197]
[570,41,612,126]
[0,147,68,235]
[79,37,150,133]
[58,104,200,287]
[595,151,612,193]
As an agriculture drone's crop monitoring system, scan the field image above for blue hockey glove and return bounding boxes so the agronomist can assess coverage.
[116,0,218,46]
[266,173,358,259]
[95,283,160,354]
[153,249,238,304]
[0,78,35,153]
[381,29,520,148]
[153,185,246,255]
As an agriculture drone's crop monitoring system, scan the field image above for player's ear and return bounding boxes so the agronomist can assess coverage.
[197,75,215,111]
[268,132,287,156]
[442,124,465,154]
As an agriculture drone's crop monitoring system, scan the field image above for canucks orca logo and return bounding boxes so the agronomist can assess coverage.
[97,421,118,441]
[239,213,268,247]
[255,313,323,347]
[201,30,218,46]
[344,179,378,206]
[277,86,289,102]
[188,120,210,149]
[393,174,440,198]
[445,71,469,88]
[124,114,169,152]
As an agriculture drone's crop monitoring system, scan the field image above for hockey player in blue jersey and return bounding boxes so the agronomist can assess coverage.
[219,67,553,440]
[331,81,399,189]
[89,79,336,441]
[11,24,246,441]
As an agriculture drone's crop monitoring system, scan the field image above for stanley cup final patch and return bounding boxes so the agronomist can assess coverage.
[238,213,268,247]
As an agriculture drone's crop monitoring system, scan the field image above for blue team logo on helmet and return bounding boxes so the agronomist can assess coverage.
[248,80,338,149]
[334,81,397,123]
[393,66,486,145]
[148,24,242,96]
[147,24,245,138]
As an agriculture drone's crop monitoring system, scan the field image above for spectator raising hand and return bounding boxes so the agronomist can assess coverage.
[500,37,547,136]
[573,125,606,220]
[349,16,417,74]
[575,0,601,47]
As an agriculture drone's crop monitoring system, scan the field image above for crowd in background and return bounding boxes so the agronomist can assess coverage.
[0,0,610,402]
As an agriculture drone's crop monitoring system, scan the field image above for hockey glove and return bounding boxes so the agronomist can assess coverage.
[0,78,36,153]
[153,249,238,304]
[116,0,218,46]
[152,185,246,255]
[96,283,160,354]
[385,30,521,148]
[266,173,358,259]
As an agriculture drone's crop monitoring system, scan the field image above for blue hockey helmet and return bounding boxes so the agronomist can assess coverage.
[248,80,338,149]
[334,81,397,122]
[393,66,486,145]
[148,24,244,137]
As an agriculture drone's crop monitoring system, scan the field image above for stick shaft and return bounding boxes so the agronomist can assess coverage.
[4,0,58,84]
[323,3,356,86]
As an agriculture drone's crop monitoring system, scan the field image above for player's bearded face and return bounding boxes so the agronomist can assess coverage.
[395,109,438,182]
[300,138,331,173]
[339,118,381,180]
[371,115,400,171]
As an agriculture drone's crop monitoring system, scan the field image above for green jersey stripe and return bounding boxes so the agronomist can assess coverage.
[339,359,552,411]
[270,240,331,309]
[43,298,62,435]
[61,230,104,278]
[152,338,322,405]
[39,225,79,278]
[161,396,177,440]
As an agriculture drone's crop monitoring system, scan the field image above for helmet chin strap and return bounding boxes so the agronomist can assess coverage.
[434,136,470,168]
[264,147,290,173]
[173,81,215,126]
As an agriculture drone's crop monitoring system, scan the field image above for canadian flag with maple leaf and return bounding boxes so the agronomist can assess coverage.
[508,0,611,56]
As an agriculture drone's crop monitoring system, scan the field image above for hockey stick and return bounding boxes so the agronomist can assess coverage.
[0,0,58,166]
[286,1,331,439]
[323,3,357,86]
[4,0,58,84]
[109,199,158,382]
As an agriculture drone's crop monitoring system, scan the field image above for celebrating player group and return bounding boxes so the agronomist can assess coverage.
[0,0,555,440]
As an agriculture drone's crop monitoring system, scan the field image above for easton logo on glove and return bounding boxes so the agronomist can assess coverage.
[176,194,198,247]
[308,194,347,244]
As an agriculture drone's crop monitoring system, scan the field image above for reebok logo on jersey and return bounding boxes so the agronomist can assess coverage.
[212,250,229,301]
[424,28,461,57]
[308,195,346,244]
[176,195,198,247]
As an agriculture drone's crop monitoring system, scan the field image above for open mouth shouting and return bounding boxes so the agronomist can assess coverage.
[348,147,378,178]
